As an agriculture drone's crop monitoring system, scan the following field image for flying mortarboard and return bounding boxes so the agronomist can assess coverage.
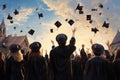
[102,21,109,28]
[14,9,19,15]
[2,4,7,10]
[91,9,97,11]
[28,29,35,35]
[38,13,43,19]
[20,30,23,32]
[91,27,99,34]
[99,13,102,15]
[65,19,68,21]
[76,4,83,11]
[7,14,13,20]
[14,27,16,30]
[50,29,53,33]
[54,21,62,28]
[89,20,93,24]
[10,20,13,24]
[99,3,103,8]
[79,10,84,14]
[86,15,91,20]
[68,19,74,26]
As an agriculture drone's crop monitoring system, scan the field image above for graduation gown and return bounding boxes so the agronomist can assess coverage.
[113,58,120,80]
[72,59,83,80]
[0,60,5,80]
[25,56,48,80]
[84,56,114,80]
[6,57,24,80]
[50,38,76,80]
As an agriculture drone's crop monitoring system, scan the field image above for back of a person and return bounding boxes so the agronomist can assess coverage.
[25,42,48,80]
[26,56,47,80]
[6,57,24,80]
[50,46,73,80]
[84,56,109,80]
[114,58,120,80]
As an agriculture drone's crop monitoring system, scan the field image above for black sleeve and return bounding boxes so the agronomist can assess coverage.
[69,37,76,46]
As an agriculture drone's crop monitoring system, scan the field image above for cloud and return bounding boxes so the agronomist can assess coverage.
[6,7,34,26]
[14,8,34,24]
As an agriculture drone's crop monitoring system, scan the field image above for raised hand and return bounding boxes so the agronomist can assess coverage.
[106,40,110,47]
[51,40,54,44]
[90,39,93,45]
[82,44,85,48]
[72,27,77,34]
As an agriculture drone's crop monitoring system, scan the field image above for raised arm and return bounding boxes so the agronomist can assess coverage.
[69,27,77,46]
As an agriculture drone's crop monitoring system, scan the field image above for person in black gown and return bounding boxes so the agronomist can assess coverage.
[49,28,76,80]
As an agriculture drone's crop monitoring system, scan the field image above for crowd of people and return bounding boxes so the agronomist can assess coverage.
[0,28,120,80]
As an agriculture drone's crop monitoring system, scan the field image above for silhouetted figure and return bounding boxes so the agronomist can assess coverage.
[84,43,114,80]
[6,44,24,80]
[0,51,5,80]
[113,49,120,80]
[49,29,76,80]
[79,44,88,80]
[25,42,48,80]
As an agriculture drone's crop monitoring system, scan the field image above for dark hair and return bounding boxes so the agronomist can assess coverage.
[29,42,41,53]
[92,43,104,56]
[56,34,67,46]
[9,44,21,53]
[104,50,111,60]
[114,48,120,60]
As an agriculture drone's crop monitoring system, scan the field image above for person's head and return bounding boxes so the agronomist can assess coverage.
[9,44,21,53]
[114,48,120,60]
[9,44,23,62]
[104,50,111,60]
[92,43,104,56]
[29,42,41,53]
[56,33,67,46]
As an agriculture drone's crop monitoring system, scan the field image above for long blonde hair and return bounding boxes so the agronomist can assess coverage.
[0,51,5,61]
[10,50,23,62]
[28,50,43,61]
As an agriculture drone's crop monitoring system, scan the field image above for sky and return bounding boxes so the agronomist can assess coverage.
[0,0,120,55]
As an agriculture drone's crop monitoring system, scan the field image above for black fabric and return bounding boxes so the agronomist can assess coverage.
[113,58,120,80]
[84,56,114,80]
[0,60,5,80]
[6,57,24,80]
[49,37,76,80]
[25,56,48,80]
[72,60,83,80]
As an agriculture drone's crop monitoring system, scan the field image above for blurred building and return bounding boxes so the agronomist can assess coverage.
[110,30,120,52]
[0,20,29,56]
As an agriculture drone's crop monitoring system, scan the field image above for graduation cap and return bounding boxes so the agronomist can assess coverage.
[2,4,7,10]
[102,21,109,28]
[65,19,68,21]
[86,15,91,20]
[89,20,93,24]
[76,4,83,11]
[7,14,13,20]
[10,21,13,24]
[54,21,62,28]
[99,3,103,8]
[38,13,43,19]
[28,29,35,35]
[79,10,84,14]
[13,27,16,30]
[91,9,97,11]
[20,30,23,32]
[99,13,102,15]
[14,9,19,15]
[50,29,53,33]
[68,19,74,26]
[91,27,99,34]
